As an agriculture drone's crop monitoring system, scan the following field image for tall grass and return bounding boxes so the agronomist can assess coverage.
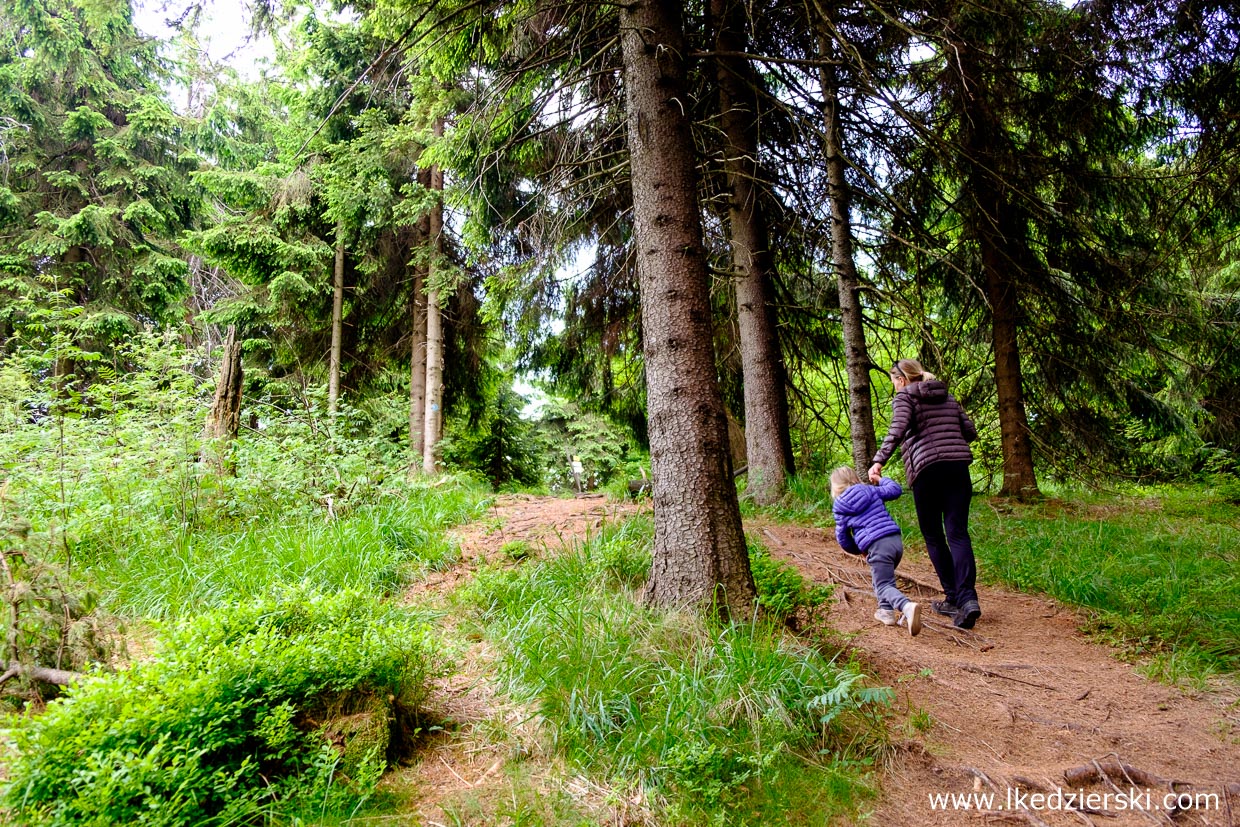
[958,484,1240,683]
[0,336,492,618]
[90,486,489,617]
[460,517,886,826]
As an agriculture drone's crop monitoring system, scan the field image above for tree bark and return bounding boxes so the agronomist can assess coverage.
[957,44,1041,498]
[0,662,83,688]
[620,0,756,619]
[422,119,446,475]
[205,325,243,475]
[818,33,878,474]
[328,226,345,416]
[712,0,796,505]
[408,257,428,470]
[409,178,431,471]
[983,230,1039,497]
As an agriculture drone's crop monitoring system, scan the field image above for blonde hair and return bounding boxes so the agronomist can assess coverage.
[891,358,936,383]
[830,466,863,499]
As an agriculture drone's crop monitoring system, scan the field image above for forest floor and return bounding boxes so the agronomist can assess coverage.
[397,494,1240,827]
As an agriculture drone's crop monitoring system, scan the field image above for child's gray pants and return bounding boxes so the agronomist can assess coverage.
[866,533,910,611]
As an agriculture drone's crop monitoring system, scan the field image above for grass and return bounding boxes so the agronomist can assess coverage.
[958,484,1240,685]
[83,482,492,617]
[457,516,887,826]
[759,472,1240,685]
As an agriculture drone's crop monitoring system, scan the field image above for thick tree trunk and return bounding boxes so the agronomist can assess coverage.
[328,227,345,416]
[712,0,796,505]
[983,235,1039,497]
[818,36,877,474]
[204,325,243,475]
[422,120,445,475]
[958,45,1040,499]
[620,0,756,619]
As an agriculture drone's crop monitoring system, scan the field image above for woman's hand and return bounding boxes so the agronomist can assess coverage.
[868,463,883,484]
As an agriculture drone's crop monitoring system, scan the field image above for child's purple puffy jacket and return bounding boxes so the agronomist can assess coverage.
[832,477,903,555]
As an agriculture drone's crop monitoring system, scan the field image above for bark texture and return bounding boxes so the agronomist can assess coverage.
[408,268,427,464]
[957,45,1040,498]
[422,120,446,474]
[712,0,795,505]
[819,36,878,474]
[205,325,243,474]
[328,228,345,415]
[620,0,756,619]
[408,183,430,469]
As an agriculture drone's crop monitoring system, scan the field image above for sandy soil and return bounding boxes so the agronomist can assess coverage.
[402,495,1240,827]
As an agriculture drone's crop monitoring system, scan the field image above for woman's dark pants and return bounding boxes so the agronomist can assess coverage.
[911,460,978,606]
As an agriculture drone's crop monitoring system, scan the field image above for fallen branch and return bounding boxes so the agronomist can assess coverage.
[968,767,1053,827]
[959,664,1059,691]
[761,528,785,547]
[1062,760,1177,791]
[0,661,84,687]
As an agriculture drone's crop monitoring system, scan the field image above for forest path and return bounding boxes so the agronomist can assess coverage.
[757,519,1240,826]
[403,495,1240,826]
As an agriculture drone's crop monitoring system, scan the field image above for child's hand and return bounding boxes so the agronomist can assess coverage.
[868,463,883,483]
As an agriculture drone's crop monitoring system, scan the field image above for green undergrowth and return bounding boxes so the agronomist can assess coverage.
[89,484,489,617]
[458,515,888,826]
[2,588,448,826]
[960,484,1240,685]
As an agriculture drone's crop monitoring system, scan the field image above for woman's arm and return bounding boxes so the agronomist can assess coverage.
[958,400,978,442]
[872,392,914,466]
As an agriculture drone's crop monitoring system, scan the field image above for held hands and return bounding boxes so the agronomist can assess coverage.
[868,463,883,484]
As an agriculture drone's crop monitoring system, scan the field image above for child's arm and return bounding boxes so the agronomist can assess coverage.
[833,510,864,555]
[876,477,903,502]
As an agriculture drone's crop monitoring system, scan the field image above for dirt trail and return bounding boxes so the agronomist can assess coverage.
[759,519,1240,827]
[398,494,646,825]
[405,495,1240,826]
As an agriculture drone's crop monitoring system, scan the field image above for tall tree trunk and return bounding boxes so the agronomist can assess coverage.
[957,44,1040,499]
[712,0,796,505]
[409,180,431,471]
[982,218,1039,497]
[818,33,877,473]
[408,262,428,469]
[620,0,756,619]
[422,119,446,474]
[328,226,345,416]
[204,325,243,475]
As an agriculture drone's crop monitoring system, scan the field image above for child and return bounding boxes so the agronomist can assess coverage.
[830,467,922,636]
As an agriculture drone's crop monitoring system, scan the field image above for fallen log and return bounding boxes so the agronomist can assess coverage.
[0,662,85,688]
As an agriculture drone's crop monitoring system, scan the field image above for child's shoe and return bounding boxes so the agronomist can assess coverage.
[874,607,899,626]
[900,602,923,637]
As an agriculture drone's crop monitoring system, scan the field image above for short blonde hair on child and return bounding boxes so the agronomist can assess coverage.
[830,466,863,499]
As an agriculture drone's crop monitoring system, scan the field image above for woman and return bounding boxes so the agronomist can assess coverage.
[868,359,982,629]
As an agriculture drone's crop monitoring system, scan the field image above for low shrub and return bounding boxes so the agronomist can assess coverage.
[2,588,448,826]
[748,538,833,625]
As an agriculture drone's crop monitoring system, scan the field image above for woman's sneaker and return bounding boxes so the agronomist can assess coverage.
[953,600,981,629]
[899,602,923,636]
[931,600,958,617]
[874,608,899,626]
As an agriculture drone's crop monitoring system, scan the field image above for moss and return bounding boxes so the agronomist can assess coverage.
[322,694,393,779]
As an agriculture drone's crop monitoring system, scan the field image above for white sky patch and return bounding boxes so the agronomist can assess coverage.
[134,0,277,81]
